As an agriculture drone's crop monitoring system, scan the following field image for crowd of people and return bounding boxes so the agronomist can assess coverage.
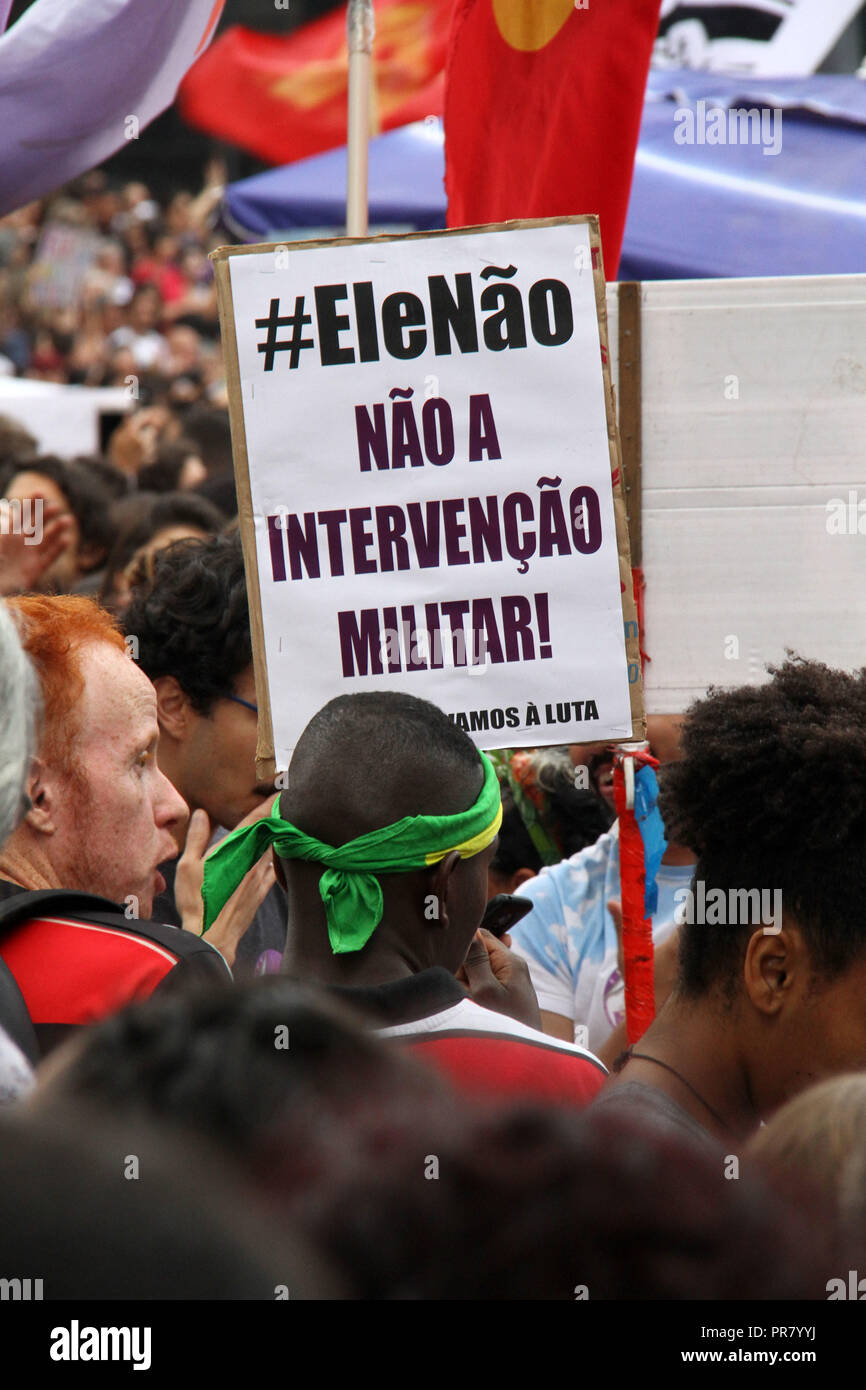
[1,166,866,1305]
[0,165,237,617]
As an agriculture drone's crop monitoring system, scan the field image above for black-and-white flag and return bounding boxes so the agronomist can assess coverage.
[654,0,864,74]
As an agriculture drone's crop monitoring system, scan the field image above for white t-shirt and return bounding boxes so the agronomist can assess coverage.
[509,823,694,1053]
[0,1024,33,1104]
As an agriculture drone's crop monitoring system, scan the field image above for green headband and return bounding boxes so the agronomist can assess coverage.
[201,752,503,954]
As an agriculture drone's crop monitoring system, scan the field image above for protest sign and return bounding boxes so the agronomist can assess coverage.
[213,217,644,778]
[606,272,866,713]
[29,221,102,310]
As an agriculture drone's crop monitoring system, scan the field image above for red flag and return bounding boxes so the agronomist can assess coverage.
[179,4,452,167]
[445,0,661,277]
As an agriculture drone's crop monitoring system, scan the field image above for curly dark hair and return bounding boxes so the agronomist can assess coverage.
[123,531,252,714]
[660,656,866,997]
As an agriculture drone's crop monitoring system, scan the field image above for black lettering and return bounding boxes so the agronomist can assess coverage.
[428,273,479,355]
[528,279,574,346]
[315,284,355,365]
[480,282,527,351]
[382,292,427,359]
[353,281,379,361]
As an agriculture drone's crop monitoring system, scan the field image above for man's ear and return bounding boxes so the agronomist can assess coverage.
[23,757,58,837]
[742,925,805,1017]
[152,675,193,740]
[425,851,462,930]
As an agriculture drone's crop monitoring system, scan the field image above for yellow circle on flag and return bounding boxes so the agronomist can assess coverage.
[492,0,575,52]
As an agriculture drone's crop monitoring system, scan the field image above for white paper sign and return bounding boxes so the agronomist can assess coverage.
[220,221,637,769]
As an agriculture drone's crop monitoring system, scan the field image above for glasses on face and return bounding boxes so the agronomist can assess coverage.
[224,693,258,715]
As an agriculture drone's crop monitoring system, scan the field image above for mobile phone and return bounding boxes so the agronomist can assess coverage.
[481,893,533,939]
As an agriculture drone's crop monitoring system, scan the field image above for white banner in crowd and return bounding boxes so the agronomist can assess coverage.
[654,0,864,75]
[214,219,642,772]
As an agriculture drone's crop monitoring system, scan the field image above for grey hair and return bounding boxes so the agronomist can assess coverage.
[526,746,575,794]
[0,601,39,847]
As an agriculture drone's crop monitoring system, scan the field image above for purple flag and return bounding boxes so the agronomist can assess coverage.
[0,0,225,214]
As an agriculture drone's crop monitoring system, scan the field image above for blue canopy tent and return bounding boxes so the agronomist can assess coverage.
[221,71,866,279]
[221,118,447,242]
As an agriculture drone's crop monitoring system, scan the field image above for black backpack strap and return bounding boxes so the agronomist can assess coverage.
[0,889,231,1062]
[0,889,121,937]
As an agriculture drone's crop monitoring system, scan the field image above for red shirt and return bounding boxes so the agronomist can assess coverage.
[0,888,230,1056]
[332,969,607,1106]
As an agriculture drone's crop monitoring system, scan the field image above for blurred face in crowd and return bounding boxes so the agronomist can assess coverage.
[21,641,187,917]
[570,713,685,810]
[166,326,201,374]
[177,454,207,489]
[122,182,151,211]
[166,193,193,235]
[113,523,214,614]
[97,242,126,278]
[154,234,181,265]
[153,663,272,832]
[3,470,82,590]
[129,287,161,335]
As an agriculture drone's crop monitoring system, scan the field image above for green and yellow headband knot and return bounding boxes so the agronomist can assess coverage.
[201,752,502,955]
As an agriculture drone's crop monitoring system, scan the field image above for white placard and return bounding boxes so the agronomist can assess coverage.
[217,220,640,771]
[605,273,866,712]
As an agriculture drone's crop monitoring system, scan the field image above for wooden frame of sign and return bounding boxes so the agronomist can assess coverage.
[212,215,646,782]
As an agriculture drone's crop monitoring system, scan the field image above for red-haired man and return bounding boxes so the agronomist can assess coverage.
[0,595,231,1055]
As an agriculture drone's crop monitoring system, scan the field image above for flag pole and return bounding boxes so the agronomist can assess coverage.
[346,0,374,237]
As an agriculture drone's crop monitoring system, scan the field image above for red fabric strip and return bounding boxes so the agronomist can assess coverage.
[613,755,655,1043]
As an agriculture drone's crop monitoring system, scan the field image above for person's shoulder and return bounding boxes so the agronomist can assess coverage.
[451,999,606,1060]
[517,817,619,895]
[390,997,606,1068]
[534,823,619,887]
[592,1080,722,1153]
[396,999,607,1105]
[513,824,620,936]
[0,889,229,972]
